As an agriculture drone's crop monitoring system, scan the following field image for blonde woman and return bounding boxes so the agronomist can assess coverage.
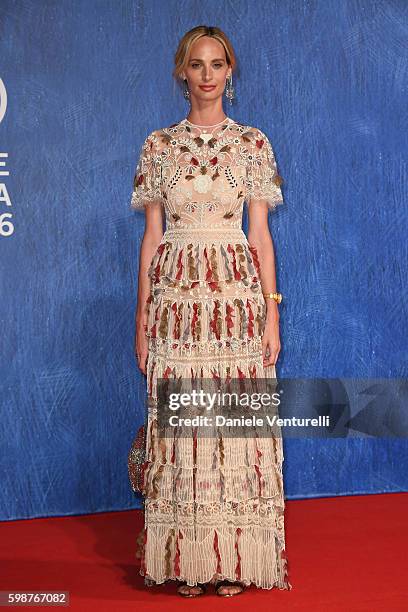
[129,25,292,598]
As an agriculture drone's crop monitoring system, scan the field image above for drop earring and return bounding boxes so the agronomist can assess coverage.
[225,73,235,105]
[183,78,190,101]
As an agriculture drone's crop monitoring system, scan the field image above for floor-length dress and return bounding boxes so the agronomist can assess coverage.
[128,116,292,590]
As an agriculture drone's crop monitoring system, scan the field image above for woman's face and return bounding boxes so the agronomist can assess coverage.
[181,36,231,104]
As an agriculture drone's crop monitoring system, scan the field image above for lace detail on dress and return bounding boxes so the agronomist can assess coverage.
[245,128,284,209]
[130,118,284,219]
[136,425,291,591]
[130,130,163,209]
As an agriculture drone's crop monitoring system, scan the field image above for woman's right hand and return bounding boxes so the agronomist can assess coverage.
[135,320,149,375]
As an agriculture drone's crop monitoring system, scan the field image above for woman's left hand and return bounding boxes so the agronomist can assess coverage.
[262,317,281,366]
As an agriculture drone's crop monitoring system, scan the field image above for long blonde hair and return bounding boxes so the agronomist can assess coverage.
[173,25,237,94]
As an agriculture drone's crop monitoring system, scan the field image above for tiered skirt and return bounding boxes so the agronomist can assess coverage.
[134,227,292,590]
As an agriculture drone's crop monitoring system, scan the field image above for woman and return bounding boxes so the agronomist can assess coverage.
[129,25,292,597]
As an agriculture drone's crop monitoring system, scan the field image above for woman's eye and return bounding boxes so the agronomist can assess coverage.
[191,63,224,69]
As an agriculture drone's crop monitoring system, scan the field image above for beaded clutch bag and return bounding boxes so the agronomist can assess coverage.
[127,424,148,494]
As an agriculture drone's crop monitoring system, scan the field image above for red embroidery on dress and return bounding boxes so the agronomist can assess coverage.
[174,530,183,576]
[211,369,221,385]
[172,302,182,339]
[254,464,263,496]
[163,366,173,379]
[227,244,241,280]
[248,245,261,276]
[153,263,161,284]
[191,303,199,341]
[175,249,184,280]
[209,300,221,340]
[237,366,245,379]
[150,304,160,339]
[151,245,165,283]
[204,247,213,282]
[209,281,220,292]
[213,530,222,574]
[237,366,247,395]
[235,527,242,580]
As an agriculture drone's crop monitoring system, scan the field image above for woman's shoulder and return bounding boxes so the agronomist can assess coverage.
[142,122,183,146]
[241,121,270,137]
[228,119,270,144]
[139,127,169,154]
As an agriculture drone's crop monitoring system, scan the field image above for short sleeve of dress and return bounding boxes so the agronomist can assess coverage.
[130,130,163,211]
[245,128,284,211]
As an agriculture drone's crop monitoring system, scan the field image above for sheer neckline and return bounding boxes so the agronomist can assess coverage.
[182,116,233,130]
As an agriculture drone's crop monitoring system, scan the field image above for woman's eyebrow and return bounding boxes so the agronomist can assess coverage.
[189,58,225,62]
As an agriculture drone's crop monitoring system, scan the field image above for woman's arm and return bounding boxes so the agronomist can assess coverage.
[247,202,280,367]
[134,201,164,374]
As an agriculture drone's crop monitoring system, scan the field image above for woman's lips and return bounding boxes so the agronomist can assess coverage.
[199,85,216,91]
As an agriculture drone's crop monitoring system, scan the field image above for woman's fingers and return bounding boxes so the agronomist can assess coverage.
[139,351,148,375]
[135,328,149,375]
[262,337,281,366]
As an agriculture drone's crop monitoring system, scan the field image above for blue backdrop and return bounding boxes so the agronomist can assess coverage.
[1,0,407,521]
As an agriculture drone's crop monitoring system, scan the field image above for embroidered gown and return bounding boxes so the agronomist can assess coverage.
[128,116,292,591]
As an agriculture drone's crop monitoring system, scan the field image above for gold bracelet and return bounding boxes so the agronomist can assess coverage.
[262,292,283,304]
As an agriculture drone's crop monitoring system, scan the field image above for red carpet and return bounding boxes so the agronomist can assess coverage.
[1,493,406,611]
